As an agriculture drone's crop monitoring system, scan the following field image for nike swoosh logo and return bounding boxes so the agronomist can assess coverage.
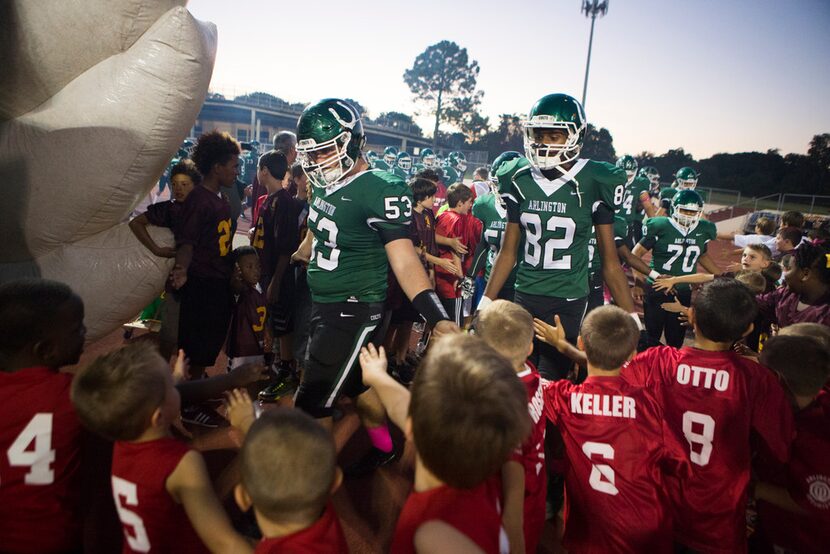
[341,197,352,201]
[340,312,355,318]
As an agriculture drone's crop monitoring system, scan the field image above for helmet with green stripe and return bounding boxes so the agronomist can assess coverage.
[366,150,379,163]
[616,155,638,181]
[396,151,412,171]
[639,165,660,187]
[448,151,467,173]
[675,166,699,190]
[523,93,587,170]
[420,147,436,168]
[296,98,365,189]
[671,189,704,228]
[383,146,399,167]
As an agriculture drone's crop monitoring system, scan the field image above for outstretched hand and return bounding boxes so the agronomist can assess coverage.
[224,388,256,436]
[533,315,568,353]
[359,343,389,387]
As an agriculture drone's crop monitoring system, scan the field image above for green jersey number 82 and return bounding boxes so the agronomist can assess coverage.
[521,214,576,270]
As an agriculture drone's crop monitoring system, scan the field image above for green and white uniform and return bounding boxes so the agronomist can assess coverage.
[498,157,626,300]
[587,215,631,280]
[639,216,716,290]
[371,159,390,172]
[307,169,413,303]
[443,166,460,187]
[619,175,651,226]
[472,192,518,290]
[392,166,409,181]
[659,187,679,214]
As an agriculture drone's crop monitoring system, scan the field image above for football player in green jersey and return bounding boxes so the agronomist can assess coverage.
[392,151,411,181]
[632,189,721,347]
[365,149,379,166]
[294,99,456,466]
[674,166,699,190]
[615,155,656,244]
[419,147,436,169]
[479,93,638,380]
[382,146,398,169]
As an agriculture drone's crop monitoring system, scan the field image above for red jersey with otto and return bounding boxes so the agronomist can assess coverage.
[543,375,690,553]
[624,346,795,553]
[0,367,83,554]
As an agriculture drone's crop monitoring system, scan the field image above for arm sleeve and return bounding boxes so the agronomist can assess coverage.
[591,202,615,225]
[175,193,203,247]
[594,161,627,212]
[541,380,563,426]
[497,159,529,224]
[755,288,782,322]
[701,222,717,254]
[638,218,659,250]
[369,180,415,244]
[145,201,173,228]
[466,238,489,278]
[613,216,629,248]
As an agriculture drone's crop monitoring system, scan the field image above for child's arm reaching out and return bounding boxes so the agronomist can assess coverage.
[166,451,253,553]
[533,315,586,367]
[360,344,410,430]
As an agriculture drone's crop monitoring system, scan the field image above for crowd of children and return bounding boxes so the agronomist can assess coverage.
[2,123,830,553]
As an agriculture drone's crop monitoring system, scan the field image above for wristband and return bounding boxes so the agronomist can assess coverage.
[648,270,660,280]
[630,311,644,331]
[412,290,451,327]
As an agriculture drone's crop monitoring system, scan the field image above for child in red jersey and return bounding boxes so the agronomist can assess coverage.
[476,300,547,554]
[0,279,87,554]
[754,330,830,554]
[359,334,530,554]
[622,279,794,553]
[435,184,476,327]
[225,391,347,553]
[226,246,270,373]
[71,342,252,554]
[537,305,691,553]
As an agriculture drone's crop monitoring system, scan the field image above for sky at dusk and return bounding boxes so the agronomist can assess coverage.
[189,0,830,159]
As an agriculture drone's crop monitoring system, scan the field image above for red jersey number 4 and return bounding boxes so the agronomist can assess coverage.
[5,413,56,485]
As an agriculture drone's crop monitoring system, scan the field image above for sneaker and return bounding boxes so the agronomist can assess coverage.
[181,405,226,428]
[258,372,298,403]
[344,447,398,478]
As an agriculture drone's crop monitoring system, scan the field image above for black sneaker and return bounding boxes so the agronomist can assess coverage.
[344,447,398,478]
[181,405,226,428]
[258,372,298,403]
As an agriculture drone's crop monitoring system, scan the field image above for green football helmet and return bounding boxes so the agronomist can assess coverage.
[671,189,704,228]
[366,150,379,163]
[675,167,699,190]
[177,139,195,159]
[523,93,587,170]
[489,151,522,182]
[616,155,638,181]
[296,98,365,189]
[435,154,445,168]
[448,151,467,173]
[639,166,660,188]
[396,151,412,171]
[420,147,436,168]
[383,146,399,167]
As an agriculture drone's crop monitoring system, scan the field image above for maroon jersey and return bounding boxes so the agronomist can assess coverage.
[757,389,830,554]
[111,437,207,554]
[255,503,347,553]
[176,185,233,280]
[756,286,830,327]
[144,199,184,231]
[391,478,507,554]
[0,367,82,554]
[544,375,689,553]
[252,189,300,290]
[410,208,438,271]
[513,363,547,553]
[625,347,795,552]
[226,285,267,358]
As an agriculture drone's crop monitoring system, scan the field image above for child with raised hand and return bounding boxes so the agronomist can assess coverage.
[542,305,691,553]
[71,342,252,554]
[225,391,348,553]
[753,334,830,554]
[226,246,271,373]
[475,300,546,554]
[0,279,87,554]
[359,335,530,553]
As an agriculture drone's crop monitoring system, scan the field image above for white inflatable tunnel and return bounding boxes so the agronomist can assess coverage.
[0,1,217,341]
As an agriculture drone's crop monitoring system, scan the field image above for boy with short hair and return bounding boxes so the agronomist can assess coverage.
[754,334,830,554]
[774,226,802,262]
[541,305,691,553]
[624,279,794,552]
[780,210,805,230]
[435,183,477,326]
[476,300,546,554]
[230,405,348,552]
[0,279,87,554]
[226,246,270,372]
[71,342,252,553]
[359,335,530,553]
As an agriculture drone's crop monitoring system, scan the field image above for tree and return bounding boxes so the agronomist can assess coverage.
[580,124,616,163]
[480,114,524,161]
[445,93,490,144]
[808,133,830,174]
[404,41,482,148]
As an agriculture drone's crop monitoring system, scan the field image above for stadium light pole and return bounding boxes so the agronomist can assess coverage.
[581,0,609,109]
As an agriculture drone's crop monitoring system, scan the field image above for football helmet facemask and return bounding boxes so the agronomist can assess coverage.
[296,98,365,189]
[675,166,699,190]
[523,93,587,170]
[671,189,705,228]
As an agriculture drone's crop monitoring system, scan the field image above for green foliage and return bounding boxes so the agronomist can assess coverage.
[404,40,482,147]
[580,124,616,163]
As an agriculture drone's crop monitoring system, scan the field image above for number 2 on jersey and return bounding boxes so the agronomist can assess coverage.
[521,214,576,270]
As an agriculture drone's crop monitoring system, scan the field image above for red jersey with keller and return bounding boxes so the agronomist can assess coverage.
[513,362,547,553]
[391,477,508,554]
[111,437,207,553]
[543,375,690,554]
[176,184,233,280]
[0,367,82,554]
[624,346,795,553]
[255,502,347,553]
[757,388,830,554]
[227,285,267,358]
